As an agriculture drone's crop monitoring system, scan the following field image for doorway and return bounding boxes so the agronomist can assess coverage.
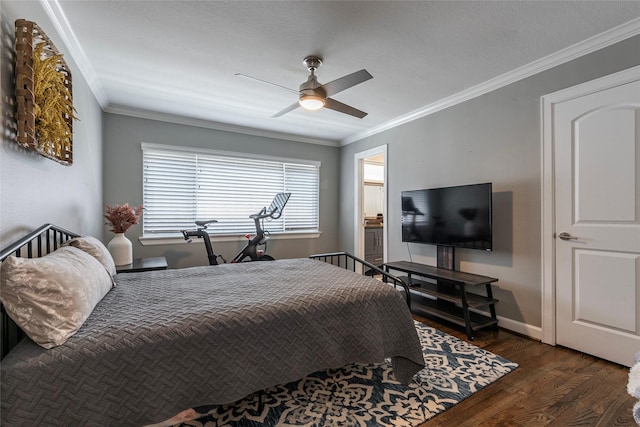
[354,145,387,267]
[541,66,640,367]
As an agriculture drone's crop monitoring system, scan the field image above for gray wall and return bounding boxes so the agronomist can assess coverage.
[339,35,640,329]
[102,113,340,268]
[0,1,104,247]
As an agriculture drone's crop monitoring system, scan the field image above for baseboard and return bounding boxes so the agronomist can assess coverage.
[463,306,542,340]
[495,315,542,341]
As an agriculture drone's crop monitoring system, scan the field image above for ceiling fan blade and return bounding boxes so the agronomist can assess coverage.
[324,98,368,118]
[321,69,372,97]
[272,102,300,118]
[235,73,299,94]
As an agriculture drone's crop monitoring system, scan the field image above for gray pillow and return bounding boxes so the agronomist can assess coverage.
[0,246,114,349]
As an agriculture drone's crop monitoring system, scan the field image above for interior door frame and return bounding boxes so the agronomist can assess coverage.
[540,65,640,345]
[354,145,388,262]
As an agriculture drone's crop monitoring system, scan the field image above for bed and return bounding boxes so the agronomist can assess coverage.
[0,224,424,426]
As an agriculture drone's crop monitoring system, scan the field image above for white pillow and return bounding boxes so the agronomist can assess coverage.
[0,246,114,349]
[62,236,117,276]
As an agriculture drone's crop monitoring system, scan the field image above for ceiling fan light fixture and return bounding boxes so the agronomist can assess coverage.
[299,94,325,111]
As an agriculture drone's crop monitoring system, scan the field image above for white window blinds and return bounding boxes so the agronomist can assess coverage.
[142,143,320,236]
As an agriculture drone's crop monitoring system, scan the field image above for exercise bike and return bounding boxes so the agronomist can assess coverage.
[181,192,291,265]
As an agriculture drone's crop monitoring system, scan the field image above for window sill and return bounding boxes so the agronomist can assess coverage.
[139,231,322,246]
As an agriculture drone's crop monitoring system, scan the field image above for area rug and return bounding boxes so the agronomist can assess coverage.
[163,321,518,427]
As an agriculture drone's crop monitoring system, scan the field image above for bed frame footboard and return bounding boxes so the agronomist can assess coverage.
[0,224,80,359]
[309,251,411,308]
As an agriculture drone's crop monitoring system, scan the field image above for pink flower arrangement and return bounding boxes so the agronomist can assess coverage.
[104,203,144,234]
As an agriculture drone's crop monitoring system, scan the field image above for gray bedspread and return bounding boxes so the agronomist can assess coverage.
[1,258,424,426]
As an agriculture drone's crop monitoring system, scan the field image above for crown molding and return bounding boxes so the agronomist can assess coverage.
[105,106,340,147]
[40,0,108,107]
[341,17,640,146]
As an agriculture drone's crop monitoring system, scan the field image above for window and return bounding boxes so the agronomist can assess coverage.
[141,143,320,237]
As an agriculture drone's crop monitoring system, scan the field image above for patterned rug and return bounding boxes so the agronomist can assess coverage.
[163,321,518,427]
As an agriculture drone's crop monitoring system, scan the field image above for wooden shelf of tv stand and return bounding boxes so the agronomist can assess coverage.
[384,261,499,340]
[404,277,498,308]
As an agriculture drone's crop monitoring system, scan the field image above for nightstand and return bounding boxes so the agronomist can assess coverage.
[116,256,168,273]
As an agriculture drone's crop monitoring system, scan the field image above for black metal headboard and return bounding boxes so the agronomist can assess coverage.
[0,224,79,358]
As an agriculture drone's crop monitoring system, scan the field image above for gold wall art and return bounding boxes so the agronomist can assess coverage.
[15,19,78,165]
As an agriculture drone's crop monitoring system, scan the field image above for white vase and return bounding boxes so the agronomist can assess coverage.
[108,233,133,266]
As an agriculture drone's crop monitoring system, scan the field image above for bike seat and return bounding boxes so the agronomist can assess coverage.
[195,219,218,227]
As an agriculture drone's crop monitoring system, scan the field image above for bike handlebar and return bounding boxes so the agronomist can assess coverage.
[249,192,291,220]
[249,207,271,220]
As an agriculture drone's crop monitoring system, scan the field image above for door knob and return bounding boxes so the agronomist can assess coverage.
[558,232,578,241]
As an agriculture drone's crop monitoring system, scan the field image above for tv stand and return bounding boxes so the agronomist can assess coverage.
[384,260,498,340]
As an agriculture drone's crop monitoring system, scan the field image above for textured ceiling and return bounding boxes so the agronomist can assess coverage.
[51,0,640,144]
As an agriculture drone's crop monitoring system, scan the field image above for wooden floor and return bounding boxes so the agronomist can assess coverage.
[412,314,637,427]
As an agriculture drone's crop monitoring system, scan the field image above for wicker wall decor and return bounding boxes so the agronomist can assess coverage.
[15,19,77,165]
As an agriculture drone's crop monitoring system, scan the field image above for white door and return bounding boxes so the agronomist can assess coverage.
[552,71,640,367]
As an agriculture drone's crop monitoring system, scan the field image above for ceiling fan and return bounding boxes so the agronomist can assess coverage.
[236,56,372,119]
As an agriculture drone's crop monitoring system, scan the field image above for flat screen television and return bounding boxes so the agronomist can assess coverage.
[401,182,492,251]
